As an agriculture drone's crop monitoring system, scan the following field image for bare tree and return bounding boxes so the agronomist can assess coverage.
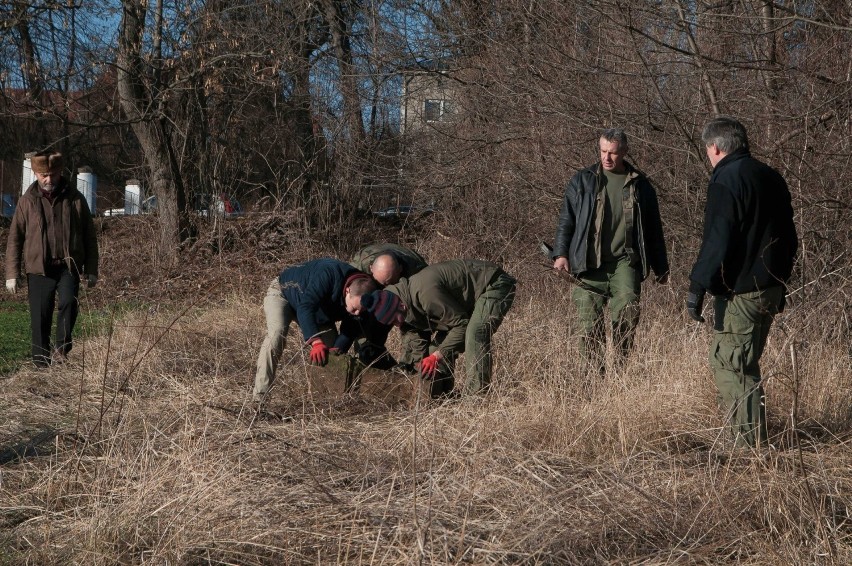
[393,0,850,331]
[116,0,188,261]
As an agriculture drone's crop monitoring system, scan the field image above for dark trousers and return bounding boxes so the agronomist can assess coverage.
[350,317,398,370]
[27,266,80,366]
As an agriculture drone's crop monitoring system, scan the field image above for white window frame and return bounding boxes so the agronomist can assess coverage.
[424,99,453,123]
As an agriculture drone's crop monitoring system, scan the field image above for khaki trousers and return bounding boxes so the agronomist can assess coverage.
[253,278,336,400]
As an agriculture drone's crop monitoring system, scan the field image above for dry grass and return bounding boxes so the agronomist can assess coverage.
[0,219,850,565]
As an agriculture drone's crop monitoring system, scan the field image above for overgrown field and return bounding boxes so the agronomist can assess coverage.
[0,216,849,565]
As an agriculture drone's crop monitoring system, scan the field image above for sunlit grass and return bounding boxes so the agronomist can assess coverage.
[0,300,136,374]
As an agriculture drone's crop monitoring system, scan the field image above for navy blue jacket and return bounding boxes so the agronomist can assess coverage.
[689,149,798,295]
[278,258,362,345]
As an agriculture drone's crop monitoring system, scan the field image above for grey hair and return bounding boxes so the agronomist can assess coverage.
[701,116,750,153]
[600,128,629,151]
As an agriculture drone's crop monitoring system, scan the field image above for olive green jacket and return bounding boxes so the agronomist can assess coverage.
[385,259,504,357]
[350,243,427,280]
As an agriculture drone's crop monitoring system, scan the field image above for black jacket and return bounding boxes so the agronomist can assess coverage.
[689,149,798,296]
[552,162,668,280]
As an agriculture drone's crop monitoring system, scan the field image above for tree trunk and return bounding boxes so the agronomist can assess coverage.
[116,0,187,263]
[14,0,48,148]
[321,0,365,144]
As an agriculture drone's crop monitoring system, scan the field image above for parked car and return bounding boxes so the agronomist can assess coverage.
[103,194,243,218]
[0,194,14,226]
[102,195,158,217]
[372,204,434,219]
[195,194,243,218]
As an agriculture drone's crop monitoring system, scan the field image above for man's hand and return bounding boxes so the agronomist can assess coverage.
[553,256,570,272]
[5,279,17,294]
[420,353,441,378]
[87,274,98,288]
[309,340,329,366]
[686,290,706,323]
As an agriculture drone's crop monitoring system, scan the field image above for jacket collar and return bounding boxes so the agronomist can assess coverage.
[714,148,750,171]
[596,161,639,180]
[26,177,69,200]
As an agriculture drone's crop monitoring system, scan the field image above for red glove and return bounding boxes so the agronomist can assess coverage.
[309,340,329,366]
[420,354,440,378]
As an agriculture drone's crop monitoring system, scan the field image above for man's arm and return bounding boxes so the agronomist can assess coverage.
[5,201,26,281]
[552,175,580,262]
[423,291,470,358]
[688,182,737,294]
[284,269,334,344]
[79,197,99,278]
[640,181,669,281]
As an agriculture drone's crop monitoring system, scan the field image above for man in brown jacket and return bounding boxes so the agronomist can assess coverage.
[374,259,516,398]
[5,151,99,367]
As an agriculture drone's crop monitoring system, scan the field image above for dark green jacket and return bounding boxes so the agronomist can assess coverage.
[385,259,505,357]
[350,243,427,280]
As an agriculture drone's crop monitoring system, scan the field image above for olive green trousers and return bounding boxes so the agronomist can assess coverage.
[572,256,641,373]
[710,286,783,447]
[431,273,517,397]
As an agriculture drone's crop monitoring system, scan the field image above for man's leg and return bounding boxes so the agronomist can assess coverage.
[54,268,81,356]
[710,287,782,447]
[254,279,292,400]
[27,273,58,367]
[608,258,641,367]
[464,273,516,394]
[572,273,607,375]
[398,327,429,369]
[428,331,455,398]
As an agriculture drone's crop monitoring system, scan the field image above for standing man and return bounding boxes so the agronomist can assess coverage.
[5,151,99,367]
[253,258,377,402]
[350,242,428,369]
[378,259,516,398]
[687,117,798,448]
[552,129,669,374]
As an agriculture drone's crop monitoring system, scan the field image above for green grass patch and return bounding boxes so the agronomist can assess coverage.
[0,301,139,374]
[0,302,31,374]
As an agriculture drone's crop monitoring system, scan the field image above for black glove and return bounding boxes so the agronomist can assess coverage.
[357,344,398,370]
[686,289,706,323]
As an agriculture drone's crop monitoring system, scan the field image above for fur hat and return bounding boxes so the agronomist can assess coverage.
[31,152,63,174]
[361,290,402,326]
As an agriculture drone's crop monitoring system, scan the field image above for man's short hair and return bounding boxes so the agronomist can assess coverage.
[600,128,628,150]
[701,116,750,154]
[348,277,377,297]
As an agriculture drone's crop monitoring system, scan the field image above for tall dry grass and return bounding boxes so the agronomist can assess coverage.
[1,238,849,565]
